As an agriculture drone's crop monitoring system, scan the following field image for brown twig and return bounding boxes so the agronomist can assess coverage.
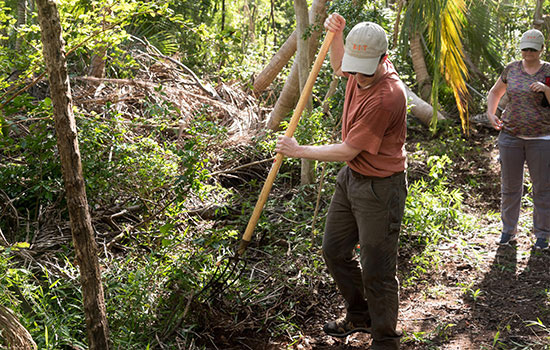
[0,72,47,111]
[210,157,275,176]
[0,228,9,247]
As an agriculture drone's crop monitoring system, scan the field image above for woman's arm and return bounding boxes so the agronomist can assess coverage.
[487,77,507,130]
[529,81,550,105]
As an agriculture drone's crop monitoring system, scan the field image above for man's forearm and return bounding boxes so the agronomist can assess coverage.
[292,143,359,162]
[329,33,345,76]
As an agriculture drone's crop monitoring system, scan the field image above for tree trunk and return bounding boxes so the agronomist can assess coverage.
[533,0,547,58]
[463,51,490,90]
[88,46,106,79]
[410,31,431,101]
[253,31,297,94]
[392,0,404,48]
[294,0,310,94]
[405,84,445,126]
[253,0,327,96]
[0,27,6,47]
[248,0,257,44]
[87,11,108,86]
[35,1,111,349]
[266,0,328,130]
[270,0,275,47]
[221,0,226,31]
[294,0,314,184]
[15,0,27,52]
[534,0,544,29]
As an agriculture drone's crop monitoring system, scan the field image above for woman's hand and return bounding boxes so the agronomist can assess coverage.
[487,113,503,130]
[530,81,550,93]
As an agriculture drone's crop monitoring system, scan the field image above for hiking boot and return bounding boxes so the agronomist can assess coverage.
[323,318,371,338]
[534,238,549,250]
[498,233,516,245]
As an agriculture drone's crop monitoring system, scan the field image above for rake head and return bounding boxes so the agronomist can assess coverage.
[198,253,248,301]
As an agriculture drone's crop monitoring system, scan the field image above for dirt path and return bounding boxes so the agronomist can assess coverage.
[279,220,550,350]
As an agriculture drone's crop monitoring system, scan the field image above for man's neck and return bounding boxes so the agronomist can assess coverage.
[357,63,386,89]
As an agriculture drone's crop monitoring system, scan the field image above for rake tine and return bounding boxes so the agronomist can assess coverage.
[197,255,233,297]
[206,258,247,301]
[197,253,247,300]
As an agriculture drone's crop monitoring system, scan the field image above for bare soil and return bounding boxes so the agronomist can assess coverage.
[285,230,550,350]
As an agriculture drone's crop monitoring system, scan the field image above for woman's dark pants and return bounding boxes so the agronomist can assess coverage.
[498,131,550,240]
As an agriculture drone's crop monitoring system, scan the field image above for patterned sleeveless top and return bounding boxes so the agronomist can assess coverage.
[501,60,550,137]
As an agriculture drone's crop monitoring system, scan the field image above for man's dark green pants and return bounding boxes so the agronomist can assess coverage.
[322,166,407,350]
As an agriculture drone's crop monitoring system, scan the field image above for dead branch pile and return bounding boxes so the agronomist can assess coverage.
[72,49,267,140]
[0,45,277,281]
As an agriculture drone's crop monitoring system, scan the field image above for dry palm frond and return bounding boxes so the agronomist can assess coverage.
[0,305,36,350]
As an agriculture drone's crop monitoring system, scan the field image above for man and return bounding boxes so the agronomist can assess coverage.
[275,13,407,350]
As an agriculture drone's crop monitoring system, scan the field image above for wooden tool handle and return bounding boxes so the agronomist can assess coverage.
[237,31,336,256]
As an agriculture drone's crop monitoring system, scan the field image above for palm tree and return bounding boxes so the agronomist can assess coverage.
[461,0,503,86]
[409,30,432,101]
[400,0,470,133]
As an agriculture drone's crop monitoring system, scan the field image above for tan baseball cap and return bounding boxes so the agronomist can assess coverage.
[519,29,544,51]
[342,22,388,75]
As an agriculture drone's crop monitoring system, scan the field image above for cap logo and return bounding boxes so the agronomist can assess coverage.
[352,44,368,51]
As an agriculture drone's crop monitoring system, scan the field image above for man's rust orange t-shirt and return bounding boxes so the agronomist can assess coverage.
[342,60,407,177]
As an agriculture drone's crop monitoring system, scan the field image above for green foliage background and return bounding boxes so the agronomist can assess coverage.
[1,0,549,348]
